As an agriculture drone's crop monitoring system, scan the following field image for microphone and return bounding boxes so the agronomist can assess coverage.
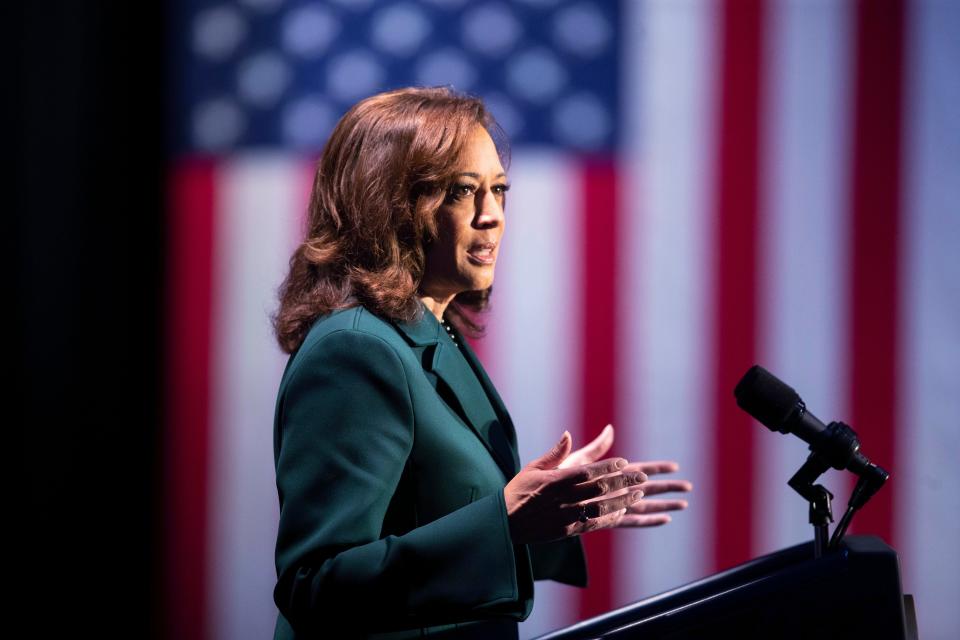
[734,365,873,475]
[734,365,889,550]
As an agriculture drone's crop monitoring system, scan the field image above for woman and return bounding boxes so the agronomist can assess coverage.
[272,87,691,639]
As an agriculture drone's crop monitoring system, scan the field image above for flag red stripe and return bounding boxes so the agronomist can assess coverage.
[165,160,216,640]
[578,160,618,618]
[710,0,767,572]
[847,0,905,544]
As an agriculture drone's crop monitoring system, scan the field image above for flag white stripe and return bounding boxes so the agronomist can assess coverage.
[484,151,583,639]
[210,156,302,640]
[899,1,960,637]
[754,0,854,556]
[618,0,718,600]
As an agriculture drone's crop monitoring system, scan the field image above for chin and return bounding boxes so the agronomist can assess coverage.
[457,265,495,292]
[457,281,492,294]
[470,272,495,292]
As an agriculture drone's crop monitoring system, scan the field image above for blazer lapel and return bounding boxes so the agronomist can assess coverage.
[457,336,521,475]
[391,311,517,479]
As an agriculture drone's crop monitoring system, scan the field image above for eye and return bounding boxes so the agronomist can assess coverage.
[492,183,511,196]
[448,182,477,200]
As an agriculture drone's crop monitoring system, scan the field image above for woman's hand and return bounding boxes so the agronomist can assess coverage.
[504,431,648,545]
[615,461,692,527]
[558,424,693,528]
[558,423,616,470]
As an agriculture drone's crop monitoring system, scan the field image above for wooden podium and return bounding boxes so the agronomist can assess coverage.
[536,535,918,640]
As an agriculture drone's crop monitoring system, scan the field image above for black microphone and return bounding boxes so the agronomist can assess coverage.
[734,365,873,475]
[735,365,890,550]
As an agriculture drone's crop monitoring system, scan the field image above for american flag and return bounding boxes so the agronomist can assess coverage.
[165,1,960,638]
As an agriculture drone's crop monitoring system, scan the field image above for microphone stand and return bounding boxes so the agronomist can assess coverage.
[788,451,834,558]
[829,463,889,550]
[786,420,890,558]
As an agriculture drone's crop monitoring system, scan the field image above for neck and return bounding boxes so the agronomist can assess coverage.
[419,292,456,322]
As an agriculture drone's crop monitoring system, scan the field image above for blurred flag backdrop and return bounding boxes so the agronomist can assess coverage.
[165,1,959,638]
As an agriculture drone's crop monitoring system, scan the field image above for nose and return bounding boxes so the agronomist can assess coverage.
[475,189,504,229]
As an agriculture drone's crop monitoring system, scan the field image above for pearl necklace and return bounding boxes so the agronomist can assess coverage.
[441,318,459,347]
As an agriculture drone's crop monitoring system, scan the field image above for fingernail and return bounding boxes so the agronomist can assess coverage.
[633,472,648,483]
[631,491,644,501]
[616,459,627,469]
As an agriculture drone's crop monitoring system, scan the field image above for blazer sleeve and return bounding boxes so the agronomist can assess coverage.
[529,538,588,587]
[273,330,530,634]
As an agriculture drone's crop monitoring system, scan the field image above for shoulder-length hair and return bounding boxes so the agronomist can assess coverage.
[273,87,508,354]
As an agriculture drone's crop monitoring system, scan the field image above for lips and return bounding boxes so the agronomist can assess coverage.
[466,241,497,265]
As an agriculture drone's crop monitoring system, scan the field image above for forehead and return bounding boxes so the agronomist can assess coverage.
[455,127,505,175]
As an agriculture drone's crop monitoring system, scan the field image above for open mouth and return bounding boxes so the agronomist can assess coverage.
[466,242,497,265]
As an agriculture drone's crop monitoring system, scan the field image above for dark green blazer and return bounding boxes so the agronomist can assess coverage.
[272,305,587,638]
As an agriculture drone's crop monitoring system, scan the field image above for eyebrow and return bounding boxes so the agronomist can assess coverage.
[456,171,508,180]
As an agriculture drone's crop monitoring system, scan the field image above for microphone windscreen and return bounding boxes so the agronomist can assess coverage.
[734,365,801,432]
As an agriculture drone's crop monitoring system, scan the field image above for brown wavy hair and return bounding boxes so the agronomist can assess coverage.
[273,87,508,354]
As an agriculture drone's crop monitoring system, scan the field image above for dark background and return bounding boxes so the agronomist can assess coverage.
[14,3,164,636]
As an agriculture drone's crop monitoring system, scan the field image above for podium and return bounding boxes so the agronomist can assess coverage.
[536,535,917,640]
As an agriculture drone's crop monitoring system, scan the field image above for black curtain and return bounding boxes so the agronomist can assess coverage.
[13,2,164,636]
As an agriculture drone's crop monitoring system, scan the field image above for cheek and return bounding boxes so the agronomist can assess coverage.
[428,221,463,266]
[440,218,470,252]
[431,207,479,263]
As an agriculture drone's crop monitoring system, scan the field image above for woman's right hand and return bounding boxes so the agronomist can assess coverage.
[504,431,648,545]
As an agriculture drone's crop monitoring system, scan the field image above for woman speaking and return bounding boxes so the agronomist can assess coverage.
[271,87,691,639]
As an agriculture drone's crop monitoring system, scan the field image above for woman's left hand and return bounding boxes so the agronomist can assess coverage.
[616,460,692,527]
[559,424,693,528]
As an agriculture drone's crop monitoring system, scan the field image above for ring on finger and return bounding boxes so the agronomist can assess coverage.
[578,505,589,523]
